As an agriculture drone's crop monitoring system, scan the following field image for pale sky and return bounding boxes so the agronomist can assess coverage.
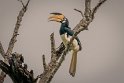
[0,0,124,83]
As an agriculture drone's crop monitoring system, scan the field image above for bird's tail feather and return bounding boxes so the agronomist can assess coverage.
[69,51,77,77]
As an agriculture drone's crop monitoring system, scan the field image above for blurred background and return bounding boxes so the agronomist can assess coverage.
[0,0,124,83]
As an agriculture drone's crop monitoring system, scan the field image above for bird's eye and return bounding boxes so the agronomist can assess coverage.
[62,20,66,23]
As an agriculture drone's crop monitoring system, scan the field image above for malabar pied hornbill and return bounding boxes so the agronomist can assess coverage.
[48,12,82,77]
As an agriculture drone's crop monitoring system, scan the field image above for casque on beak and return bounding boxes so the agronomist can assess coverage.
[48,13,65,22]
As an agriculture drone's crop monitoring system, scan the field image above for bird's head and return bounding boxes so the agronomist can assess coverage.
[48,12,69,25]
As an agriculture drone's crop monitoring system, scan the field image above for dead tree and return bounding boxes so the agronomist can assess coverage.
[0,0,107,83]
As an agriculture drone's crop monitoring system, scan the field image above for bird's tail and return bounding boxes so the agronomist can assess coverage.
[69,50,77,77]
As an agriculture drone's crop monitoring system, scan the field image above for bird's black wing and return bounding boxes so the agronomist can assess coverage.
[75,37,82,50]
[64,27,74,36]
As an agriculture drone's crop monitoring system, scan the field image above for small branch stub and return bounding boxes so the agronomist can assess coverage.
[74,8,84,18]
[50,33,56,60]
[42,55,47,71]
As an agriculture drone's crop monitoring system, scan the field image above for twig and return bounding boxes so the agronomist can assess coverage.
[18,0,25,7]
[74,8,84,18]
[92,0,107,19]
[25,0,30,8]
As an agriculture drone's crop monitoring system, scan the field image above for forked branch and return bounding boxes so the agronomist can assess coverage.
[0,0,31,83]
[6,0,30,56]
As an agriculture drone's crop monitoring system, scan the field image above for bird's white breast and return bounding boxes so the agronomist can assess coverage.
[60,33,79,51]
[60,33,70,46]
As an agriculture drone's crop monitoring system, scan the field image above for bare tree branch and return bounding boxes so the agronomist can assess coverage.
[0,0,30,83]
[6,0,30,56]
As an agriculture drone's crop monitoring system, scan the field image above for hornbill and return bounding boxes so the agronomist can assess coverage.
[48,12,82,77]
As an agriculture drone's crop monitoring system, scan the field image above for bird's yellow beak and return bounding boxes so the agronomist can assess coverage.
[48,13,64,22]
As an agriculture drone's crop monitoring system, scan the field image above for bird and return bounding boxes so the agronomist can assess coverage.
[48,12,82,77]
